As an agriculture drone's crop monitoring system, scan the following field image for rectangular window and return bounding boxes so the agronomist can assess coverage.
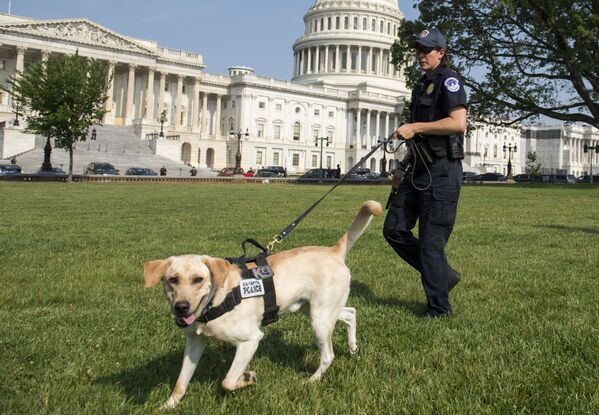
[336,17,340,30]
[292,153,300,167]
[165,83,169,91]
[312,154,318,167]
[328,111,334,118]
[273,152,280,165]
[293,123,301,140]
[257,123,265,138]
[314,109,320,116]
[232,101,236,108]
[0,59,6,70]
[259,101,265,109]
[256,150,263,165]
[327,128,334,142]
[182,85,186,94]
[326,155,332,168]
[328,17,331,30]
[223,101,227,109]
[274,124,281,140]
[313,129,320,140]
[275,103,282,111]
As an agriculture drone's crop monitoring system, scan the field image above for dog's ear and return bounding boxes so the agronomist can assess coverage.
[143,260,169,288]
[204,257,231,288]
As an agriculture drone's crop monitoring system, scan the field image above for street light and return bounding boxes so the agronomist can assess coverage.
[12,100,22,127]
[230,128,249,174]
[159,111,167,137]
[503,143,517,180]
[315,136,330,182]
[378,136,387,177]
[91,128,97,141]
[583,143,599,184]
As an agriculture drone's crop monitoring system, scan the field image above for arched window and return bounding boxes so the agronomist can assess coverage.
[387,22,391,34]
[380,20,384,33]
[181,142,192,164]
[370,158,376,171]
[363,17,368,30]
[353,17,358,30]
[345,16,349,29]
[206,148,215,168]
[372,18,376,31]
[493,145,498,158]
[293,122,301,140]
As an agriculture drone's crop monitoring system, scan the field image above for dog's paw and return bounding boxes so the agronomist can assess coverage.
[242,371,257,385]
[160,397,179,411]
[349,344,359,356]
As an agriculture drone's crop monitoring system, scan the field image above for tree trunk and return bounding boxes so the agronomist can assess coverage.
[41,135,53,171]
[68,145,74,183]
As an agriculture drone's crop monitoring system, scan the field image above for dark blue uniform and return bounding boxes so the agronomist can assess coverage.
[383,66,467,316]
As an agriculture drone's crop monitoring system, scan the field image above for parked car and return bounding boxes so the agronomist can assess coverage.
[217,167,242,177]
[354,167,371,176]
[85,162,119,175]
[300,168,329,179]
[513,173,543,183]
[363,172,384,180]
[480,172,507,182]
[577,175,599,183]
[260,166,286,177]
[254,170,277,178]
[544,174,577,184]
[463,174,482,183]
[35,167,66,175]
[462,171,477,181]
[0,164,21,175]
[125,167,157,176]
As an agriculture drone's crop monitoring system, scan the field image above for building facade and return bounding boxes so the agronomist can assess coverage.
[1,1,594,175]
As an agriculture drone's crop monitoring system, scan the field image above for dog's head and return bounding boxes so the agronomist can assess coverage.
[143,255,231,327]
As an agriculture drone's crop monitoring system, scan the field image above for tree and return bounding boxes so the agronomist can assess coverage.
[6,51,109,181]
[391,0,599,129]
[525,151,542,174]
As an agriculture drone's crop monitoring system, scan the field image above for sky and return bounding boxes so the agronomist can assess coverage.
[2,0,420,80]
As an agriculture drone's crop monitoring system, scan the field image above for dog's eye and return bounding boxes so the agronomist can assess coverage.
[192,276,204,284]
[168,276,179,285]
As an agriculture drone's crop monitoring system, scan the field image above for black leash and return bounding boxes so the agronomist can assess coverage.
[266,132,401,252]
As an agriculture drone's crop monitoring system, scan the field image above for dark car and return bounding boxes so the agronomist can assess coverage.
[35,167,66,175]
[217,167,242,177]
[0,164,22,175]
[254,170,277,178]
[545,174,576,184]
[463,174,482,183]
[462,171,477,181]
[85,162,119,175]
[480,172,507,182]
[261,166,286,177]
[363,172,384,180]
[513,173,543,183]
[300,168,329,179]
[577,175,599,183]
[354,167,371,176]
[125,167,157,176]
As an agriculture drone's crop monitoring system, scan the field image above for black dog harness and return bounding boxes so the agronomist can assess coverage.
[198,239,279,327]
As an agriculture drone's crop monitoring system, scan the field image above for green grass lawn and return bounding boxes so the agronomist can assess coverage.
[1,182,598,414]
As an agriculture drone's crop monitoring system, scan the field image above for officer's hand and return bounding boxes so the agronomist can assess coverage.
[392,169,406,189]
[395,124,415,140]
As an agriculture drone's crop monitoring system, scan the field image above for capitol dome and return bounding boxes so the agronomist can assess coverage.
[292,0,407,95]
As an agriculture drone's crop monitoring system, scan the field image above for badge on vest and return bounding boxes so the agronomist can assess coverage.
[240,279,265,298]
[426,83,435,95]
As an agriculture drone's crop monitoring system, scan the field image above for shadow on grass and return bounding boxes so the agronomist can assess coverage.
[94,329,309,405]
[351,280,424,315]
[538,224,599,235]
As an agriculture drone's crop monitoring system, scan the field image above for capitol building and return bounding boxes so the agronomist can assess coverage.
[0,0,597,176]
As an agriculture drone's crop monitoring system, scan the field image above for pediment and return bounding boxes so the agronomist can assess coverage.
[0,19,156,56]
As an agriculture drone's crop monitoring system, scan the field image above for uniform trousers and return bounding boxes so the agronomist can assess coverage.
[383,157,462,315]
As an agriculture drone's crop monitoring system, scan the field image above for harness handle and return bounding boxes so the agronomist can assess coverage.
[241,238,269,257]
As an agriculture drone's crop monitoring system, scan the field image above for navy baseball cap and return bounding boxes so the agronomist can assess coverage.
[412,29,447,50]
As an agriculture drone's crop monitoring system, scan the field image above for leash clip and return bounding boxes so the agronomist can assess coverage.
[267,235,283,252]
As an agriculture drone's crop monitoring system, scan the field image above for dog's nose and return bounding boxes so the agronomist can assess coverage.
[174,301,190,316]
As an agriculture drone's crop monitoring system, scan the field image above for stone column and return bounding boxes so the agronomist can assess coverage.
[356,109,361,147]
[201,93,208,134]
[15,46,25,73]
[175,75,183,128]
[335,45,340,73]
[145,67,155,119]
[385,112,390,137]
[368,47,373,75]
[215,94,222,137]
[192,79,200,132]
[104,61,116,123]
[379,49,384,75]
[375,111,380,146]
[324,46,329,73]
[307,47,312,74]
[365,109,371,148]
[158,72,166,119]
[125,64,136,125]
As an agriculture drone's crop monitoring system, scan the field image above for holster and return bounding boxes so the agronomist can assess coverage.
[448,134,465,160]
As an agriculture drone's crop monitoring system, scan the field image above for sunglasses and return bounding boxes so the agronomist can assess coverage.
[415,47,437,55]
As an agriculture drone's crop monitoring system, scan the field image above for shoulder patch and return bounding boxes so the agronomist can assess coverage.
[444,77,461,93]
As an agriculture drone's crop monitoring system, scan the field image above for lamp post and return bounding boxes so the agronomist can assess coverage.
[91,128,97,141]
[378,136,387,177]
[315,136,330,182]
[583,143,599,184]
[503,143,517,180]
[230,128,249,174]
[159,111,167,137]
[12,100,22,127]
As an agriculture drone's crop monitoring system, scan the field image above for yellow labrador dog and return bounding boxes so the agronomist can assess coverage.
[144,200,381,409]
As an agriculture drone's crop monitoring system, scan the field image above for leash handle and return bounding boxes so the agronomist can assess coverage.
[241,238,268,257]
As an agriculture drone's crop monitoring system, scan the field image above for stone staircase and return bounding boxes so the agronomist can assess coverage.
[4,125,214,177]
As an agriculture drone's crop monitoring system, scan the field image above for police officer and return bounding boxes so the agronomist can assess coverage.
[383,28,467,318]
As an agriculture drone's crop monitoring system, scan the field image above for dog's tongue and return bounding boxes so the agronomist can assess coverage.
[182,314,197,325]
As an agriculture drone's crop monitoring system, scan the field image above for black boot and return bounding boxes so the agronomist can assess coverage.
[448,269,461,292]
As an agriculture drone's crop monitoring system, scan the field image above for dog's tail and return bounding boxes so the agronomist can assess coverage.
[333,200,382,258]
